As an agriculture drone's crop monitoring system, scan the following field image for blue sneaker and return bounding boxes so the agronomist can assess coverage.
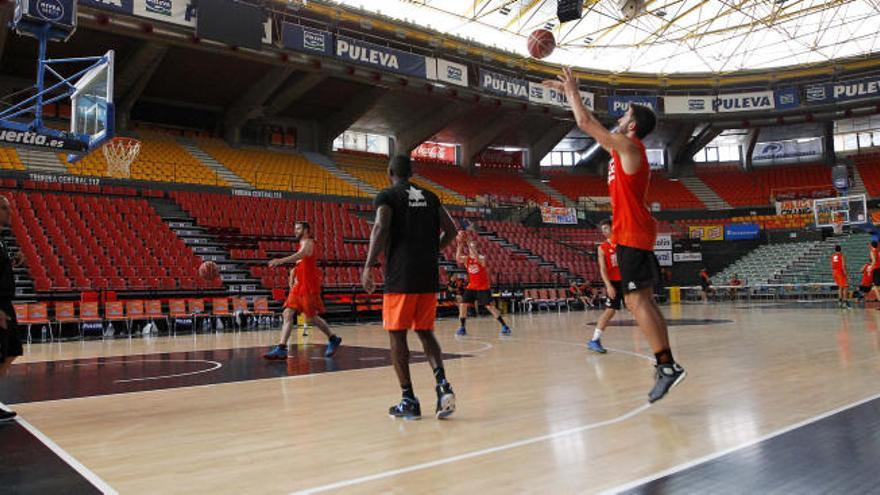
[263,344,288,360]
[324,335,342,357]
[588,339,607,354]
[456,326,467,336]
[500,325,511,336]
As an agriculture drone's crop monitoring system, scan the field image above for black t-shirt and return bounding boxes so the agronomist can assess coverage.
[374,181,442,294]
[0,238,15,299]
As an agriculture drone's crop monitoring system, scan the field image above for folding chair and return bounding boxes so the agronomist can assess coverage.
[232,297,249,331]
[169,299,187,335]
[79,302,103,339]
[105,301,126,337]
[53,301,78,342]
[126,300,146,336]
[145,300,166,332]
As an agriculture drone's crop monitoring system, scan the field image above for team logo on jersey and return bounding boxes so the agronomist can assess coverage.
[407,186,427,207]
[467,264,480,274]
[628,281,637,290]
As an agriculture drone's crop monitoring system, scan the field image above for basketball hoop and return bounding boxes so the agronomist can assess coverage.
[102,137,140,178]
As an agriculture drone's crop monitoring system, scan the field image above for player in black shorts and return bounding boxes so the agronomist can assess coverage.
[699,268,712,304]
[0,197,22,422]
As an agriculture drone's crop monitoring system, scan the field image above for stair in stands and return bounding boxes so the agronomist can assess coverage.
[16,148,67,174]
[522,176,574,206]
[477,226,573,281]
[679,176,730,210]
[148,197,260,294]
[3,231,35,299]
[178,140,253,189]
[302,152,379,196]
[850,165,868,197]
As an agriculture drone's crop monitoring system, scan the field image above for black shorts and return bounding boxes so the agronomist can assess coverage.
[617,245,660,294]
[700,282,711,292]
[605,281,624,310]
[0,302,22,361]
[873,269,880,287]
[462,289,492,306]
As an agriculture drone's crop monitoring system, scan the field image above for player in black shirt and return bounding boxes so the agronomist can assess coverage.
[362,156,459,420]
[0,197,22,422]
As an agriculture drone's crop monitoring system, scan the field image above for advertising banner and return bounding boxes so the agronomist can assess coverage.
[724,223,761,241]
[436,58,468,87]
[712,91,774,113]
[540,206,578,225]
[654,233,672,251]
[335,35,427,78]
[688,224,724,241]
[134,0,195,27]
[664,95,713,114]
[775,199,813,215]
[479,69,529,101]
[655,250,673,267]
[608,95,659,117]
[281,23,333,56]
[673,252,702,262]
[774,87,800,110]
[753,139,822,160]
[477,149,524,168]
[411,142,456,163]
[79,0,134,14]
[805,76,880,104]
[528,82,595,111]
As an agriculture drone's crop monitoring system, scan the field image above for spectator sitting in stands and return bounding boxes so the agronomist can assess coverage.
[729,273,742,300]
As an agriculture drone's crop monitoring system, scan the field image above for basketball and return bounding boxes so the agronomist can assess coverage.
[198,261,219,280]
[527,29,555,59]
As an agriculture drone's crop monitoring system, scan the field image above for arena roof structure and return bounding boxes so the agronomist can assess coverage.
[331,0,880,74]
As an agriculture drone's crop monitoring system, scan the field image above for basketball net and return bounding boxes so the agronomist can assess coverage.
[832,211,846,235]
[102,137,140,179]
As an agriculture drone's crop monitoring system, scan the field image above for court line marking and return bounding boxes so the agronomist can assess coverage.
[7,339,491,406]
[600,391,880,493]
[68,359,223,383]
[0,401,118,494]
[289,339,655,495]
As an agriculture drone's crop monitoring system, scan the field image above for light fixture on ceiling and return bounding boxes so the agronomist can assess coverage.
[655,9,667,17]
[545,22,555,30]
[583,37,593,44]
[500,6,511,15]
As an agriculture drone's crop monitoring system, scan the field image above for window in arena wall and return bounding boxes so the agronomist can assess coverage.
[333,131,390,155]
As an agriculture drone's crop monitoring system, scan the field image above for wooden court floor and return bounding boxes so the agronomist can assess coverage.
[4,301,880,494]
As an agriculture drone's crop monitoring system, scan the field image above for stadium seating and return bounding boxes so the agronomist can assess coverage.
[546,171,607,202]
[416,163,560,206]
[647,174,704,209]
[714,241,819,285]
[170,191,379,289]
[545,170,703,210]
[66,131,228,186]
[0,147,25,171]
[6,190,219,293]
[200,140,363,197]
[334,151,466,205]
[853,152,880,197]
[777,232,872,287]
[442,229,560,285]
[479,220,598,281]
[697,164,832,207]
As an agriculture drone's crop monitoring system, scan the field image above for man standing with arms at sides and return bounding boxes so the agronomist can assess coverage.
[870,241,880,308]
[264,221,342,360]
[0,197,22,421]
[590,218,622,354]
[830,245,851,309]
[362,156,459,420]
[455,236,511,337]
[544,68,686,403]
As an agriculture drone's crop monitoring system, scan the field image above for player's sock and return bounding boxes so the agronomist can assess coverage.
[459,317,466,328]
[433,366,447,385]
[402,384,416,401]
[592,328,604,341]
[497,316,507,327]
[654,348,674,365]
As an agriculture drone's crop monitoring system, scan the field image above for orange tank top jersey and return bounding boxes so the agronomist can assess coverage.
[601,241,622,281]
[465,257,490,291]
[608,137,657,251]
[873,247,880,270]
[284,243,324,317]
[831,253,845,273]
[862,265,873,287]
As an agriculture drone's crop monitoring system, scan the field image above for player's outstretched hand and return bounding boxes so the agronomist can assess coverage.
[361,268,375,294]
[268,258,282,267]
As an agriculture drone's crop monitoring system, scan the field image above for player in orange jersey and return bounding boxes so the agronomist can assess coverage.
[830,245,851,309]
[455,234,511,337]
[590,218,622,354]
[263,221,342,360]
[545,67,685,403]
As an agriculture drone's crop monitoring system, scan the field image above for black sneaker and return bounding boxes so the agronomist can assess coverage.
[0,409,17,422]
[648,363,686,403]
[389,397,421,420]
[435,383,456,419]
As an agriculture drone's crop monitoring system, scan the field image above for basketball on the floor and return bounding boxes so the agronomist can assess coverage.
[198,261,219,280]
[527,29,555,59]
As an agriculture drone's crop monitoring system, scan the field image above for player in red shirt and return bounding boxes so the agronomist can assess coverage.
[455,233,510,336]
[545,67,685,403]
[857,262,873,302]
[263,221,342,360]
[830,245,851,308]
[590,218,622,354]
[870,241,880,307]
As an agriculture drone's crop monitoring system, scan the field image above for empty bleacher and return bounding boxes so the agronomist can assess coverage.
[199,140,363,197]
[714,241,819,285]
[334,151,466,205]
[0,147,25,171]
[416,163,560,205]
[853,152,880,197]
[7,190,218,293]
[697,164,832,207]
[65,131,228,186]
